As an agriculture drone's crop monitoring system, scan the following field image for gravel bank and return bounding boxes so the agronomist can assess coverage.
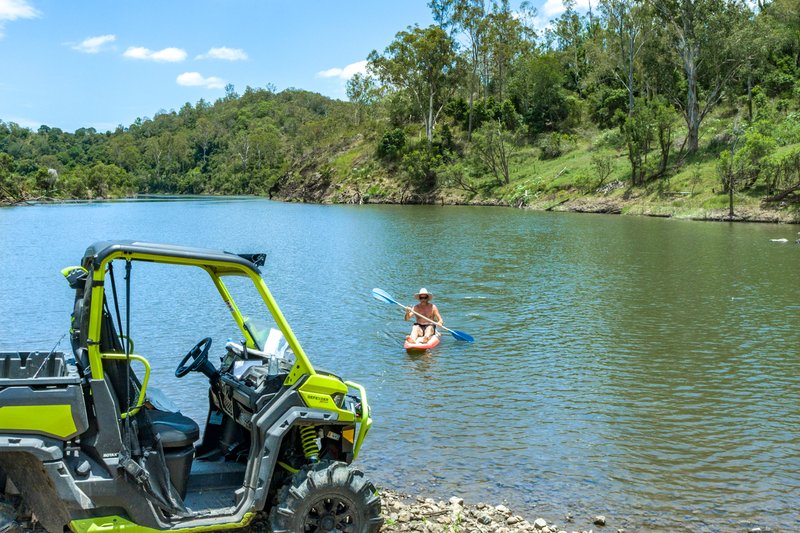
[380,489,617,533]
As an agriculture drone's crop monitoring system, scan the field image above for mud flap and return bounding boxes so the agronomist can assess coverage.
[0,453,70,533]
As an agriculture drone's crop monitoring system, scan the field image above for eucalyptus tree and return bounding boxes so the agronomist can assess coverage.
[346,73,380,126]
[368,25,459,142]
[597,0,651,116]
[469,119,518,184]
[429,0,489,138]
[547,0,591,96]
[651,0,753,153]
[485,0,532,100]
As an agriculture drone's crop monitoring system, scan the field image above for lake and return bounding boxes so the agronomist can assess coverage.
[1,198,798,532]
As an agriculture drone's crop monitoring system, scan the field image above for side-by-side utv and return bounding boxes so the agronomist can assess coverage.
[0,241,382,532]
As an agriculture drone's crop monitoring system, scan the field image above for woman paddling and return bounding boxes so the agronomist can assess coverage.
[404,288,443,344]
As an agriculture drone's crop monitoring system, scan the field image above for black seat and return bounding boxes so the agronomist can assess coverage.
[148,409,200,448]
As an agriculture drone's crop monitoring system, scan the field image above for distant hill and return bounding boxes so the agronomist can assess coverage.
[2,0,799,222]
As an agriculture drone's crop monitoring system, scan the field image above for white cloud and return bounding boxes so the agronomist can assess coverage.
[317,60,368,80]
[123,46,187,62]
[542,0,593,18]
[197,46,248,61]
[0,0,39,38]
[72,34,116,54]
[176,71,225,89]
[0,0,38,20]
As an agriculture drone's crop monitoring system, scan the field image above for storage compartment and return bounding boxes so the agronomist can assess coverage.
[163,445,194,499]
[0,351,88,440]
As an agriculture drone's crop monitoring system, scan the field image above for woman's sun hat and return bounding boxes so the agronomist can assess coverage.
[414,288,433,300]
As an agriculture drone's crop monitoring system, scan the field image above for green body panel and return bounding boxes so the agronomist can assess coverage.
[69,513,254,533]
[0,404,77,439]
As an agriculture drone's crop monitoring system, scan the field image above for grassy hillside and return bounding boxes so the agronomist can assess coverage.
[1,89,799,224]
[269,100,800,224]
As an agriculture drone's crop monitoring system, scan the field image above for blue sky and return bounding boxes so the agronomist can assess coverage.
[0,0,579,133]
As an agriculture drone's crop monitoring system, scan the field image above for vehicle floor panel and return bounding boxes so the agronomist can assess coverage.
[187,459,247,491]
[183,488,238,512]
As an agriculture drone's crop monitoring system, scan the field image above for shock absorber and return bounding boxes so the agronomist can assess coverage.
[299,425,319,462]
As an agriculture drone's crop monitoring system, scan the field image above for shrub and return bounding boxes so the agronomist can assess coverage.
[591,152,615,189]
[400,142,442,192]
[377,128,407,161]
[589,87,628,129]
[538,132,575,160]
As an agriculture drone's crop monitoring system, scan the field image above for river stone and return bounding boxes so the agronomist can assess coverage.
[594,515,606,526]
[496,504,511,515]
[478,513,492,525]
[449,496,464,506]
[507,515,522,525]
[534,517,548,529]
[398,510,412,522]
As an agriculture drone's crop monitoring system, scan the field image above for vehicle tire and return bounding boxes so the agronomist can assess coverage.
[269,460,382,533]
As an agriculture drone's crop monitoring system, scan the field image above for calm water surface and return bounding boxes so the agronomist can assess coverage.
[1,198,798,532]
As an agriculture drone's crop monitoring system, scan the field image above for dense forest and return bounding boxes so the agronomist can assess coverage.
[2,0,800,220]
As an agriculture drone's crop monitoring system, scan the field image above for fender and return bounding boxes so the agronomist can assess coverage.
[0,435,63,462]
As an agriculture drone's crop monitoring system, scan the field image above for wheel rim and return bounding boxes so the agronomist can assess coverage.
[304,495,356,532]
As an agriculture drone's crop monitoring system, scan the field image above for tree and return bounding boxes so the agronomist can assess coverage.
[652,0,752,153]
[430,0,489,139]
[369,25,459,142]
[508,53,569,135]
[485,0,531,99]
[652,96,677,177]
[469,119,518,184]
[346,73,379,126]
[622,99,654,185]
[547,0,590,96]
[597,0,651,116]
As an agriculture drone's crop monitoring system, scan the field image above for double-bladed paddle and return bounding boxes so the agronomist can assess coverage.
[371,287,474,343]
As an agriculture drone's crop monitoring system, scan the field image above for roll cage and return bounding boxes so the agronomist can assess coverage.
[75,240,316,387]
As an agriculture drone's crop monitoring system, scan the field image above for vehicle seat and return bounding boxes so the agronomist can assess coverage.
[147,409,199,499]
[148,409,200,448]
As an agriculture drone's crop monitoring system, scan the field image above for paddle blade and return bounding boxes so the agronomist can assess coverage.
[371,287,400,306]
[449,329,474,342]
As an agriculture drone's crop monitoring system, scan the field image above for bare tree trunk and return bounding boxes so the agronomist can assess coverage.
[427,91,435,142]
[627,32,635,115]
[728,172,735,218]
[681,38,701,153]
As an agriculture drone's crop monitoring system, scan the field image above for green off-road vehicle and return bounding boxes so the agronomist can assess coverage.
[0,241,381,532]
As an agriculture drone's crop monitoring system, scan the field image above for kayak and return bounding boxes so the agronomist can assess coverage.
[404,334,441,352]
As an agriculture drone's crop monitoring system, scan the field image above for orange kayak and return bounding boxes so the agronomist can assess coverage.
[404,334,441,351]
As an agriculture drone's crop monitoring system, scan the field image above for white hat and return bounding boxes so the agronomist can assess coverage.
[414,288,433,300]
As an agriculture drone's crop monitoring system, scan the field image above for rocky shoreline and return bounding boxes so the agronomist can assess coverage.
[4,192,800,226]
[380,490,615,533]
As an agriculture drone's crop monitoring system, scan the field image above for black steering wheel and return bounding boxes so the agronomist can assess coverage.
[175,337,213,378]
